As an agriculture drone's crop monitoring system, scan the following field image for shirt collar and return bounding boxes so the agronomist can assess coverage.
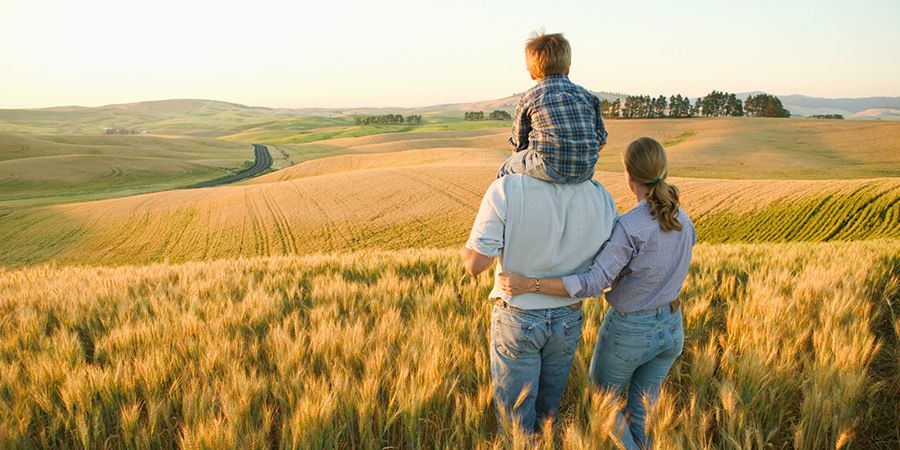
[541,73,569,81]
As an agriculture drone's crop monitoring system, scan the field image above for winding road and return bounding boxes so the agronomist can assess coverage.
[191,144,272,188]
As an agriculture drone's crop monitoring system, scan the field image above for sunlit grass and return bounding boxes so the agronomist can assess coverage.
[1,241,896,448]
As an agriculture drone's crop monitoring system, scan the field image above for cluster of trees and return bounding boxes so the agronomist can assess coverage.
[697,91,746,117]
[464,110,512,121]
[604,95,691,119]
[601,91,791,119]
[808,114,844,120]
[354,114,422,125]
[744,94,791,118]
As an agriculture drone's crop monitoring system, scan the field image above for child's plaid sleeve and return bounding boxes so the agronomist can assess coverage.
[508,96,531,151]
[595,96,608,145]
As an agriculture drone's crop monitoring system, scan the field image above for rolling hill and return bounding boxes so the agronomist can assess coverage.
[0,143,896,268]
[0,133,256,209]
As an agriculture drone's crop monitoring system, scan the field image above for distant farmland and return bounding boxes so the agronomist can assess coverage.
[0,146,896,267]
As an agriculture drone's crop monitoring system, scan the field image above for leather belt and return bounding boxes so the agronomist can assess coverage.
[670,298,681,313]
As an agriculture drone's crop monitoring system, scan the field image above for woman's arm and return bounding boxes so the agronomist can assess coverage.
[498,221,637,298]
[498,273,569,297]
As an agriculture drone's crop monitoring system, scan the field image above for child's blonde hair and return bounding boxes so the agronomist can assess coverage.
[624,137,683,232]
[525,32,571,79]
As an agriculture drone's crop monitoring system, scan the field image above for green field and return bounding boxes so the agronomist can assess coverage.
[0,133,254,209]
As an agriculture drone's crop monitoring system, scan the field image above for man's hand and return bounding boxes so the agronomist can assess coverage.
[460,247,494,276]
[498,272,535,296]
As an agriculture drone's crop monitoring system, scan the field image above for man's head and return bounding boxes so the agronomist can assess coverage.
[524,32,571,80]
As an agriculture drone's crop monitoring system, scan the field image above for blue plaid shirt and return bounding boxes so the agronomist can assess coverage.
[509,74,608,181]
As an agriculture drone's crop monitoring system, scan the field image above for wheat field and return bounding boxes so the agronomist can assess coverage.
[0,241,896,448]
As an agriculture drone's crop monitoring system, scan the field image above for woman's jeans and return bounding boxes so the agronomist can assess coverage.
[490,300,584,433]
[590,305,684,450]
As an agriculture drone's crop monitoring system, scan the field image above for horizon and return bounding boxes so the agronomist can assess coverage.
[2,0,899,109]
[9,90,900,112]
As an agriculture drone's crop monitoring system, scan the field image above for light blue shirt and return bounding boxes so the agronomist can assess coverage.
[466,174,617,309]
[562,200,696,312]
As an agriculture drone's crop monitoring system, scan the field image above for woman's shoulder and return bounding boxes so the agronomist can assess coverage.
[618,202,655,230]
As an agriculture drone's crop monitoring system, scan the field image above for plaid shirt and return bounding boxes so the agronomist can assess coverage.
[509,74,608,181]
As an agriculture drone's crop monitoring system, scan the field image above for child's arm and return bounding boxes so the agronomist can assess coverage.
[508,98,531,152]
[595,96,608,152]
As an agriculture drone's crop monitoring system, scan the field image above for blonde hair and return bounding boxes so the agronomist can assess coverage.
[624,137,683,232]
[525,32,571,79]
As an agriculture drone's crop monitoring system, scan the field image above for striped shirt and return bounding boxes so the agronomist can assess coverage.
[509,74,608,182]
[561,200,696,312]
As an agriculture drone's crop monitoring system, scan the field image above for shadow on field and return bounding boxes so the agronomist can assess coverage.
[860,255,899,449]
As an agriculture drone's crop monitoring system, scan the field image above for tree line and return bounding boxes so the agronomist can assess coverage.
[464,110,512,121]
[601,92,790,119]
[808,114,844,120]
[353,114,423,125]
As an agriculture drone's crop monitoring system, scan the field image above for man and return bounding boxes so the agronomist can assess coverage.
[461,173,617,432]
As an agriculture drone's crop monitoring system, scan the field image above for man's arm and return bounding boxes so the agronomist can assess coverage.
[460,247,495,276]
[498,221,635,298]
[462,178,507,276]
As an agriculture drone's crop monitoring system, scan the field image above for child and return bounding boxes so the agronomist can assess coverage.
[498,137,695,449]
[498,31,608,183]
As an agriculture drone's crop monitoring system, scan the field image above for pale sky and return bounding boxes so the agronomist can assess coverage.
[1,0,898,109]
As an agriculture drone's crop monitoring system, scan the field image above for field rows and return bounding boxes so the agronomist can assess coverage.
[0,148,898,267]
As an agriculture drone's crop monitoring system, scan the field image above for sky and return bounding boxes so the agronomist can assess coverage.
[1,0,898,109]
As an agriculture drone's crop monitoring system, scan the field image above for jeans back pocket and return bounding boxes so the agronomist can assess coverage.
[563,310,584,355]
[492,308,538,360]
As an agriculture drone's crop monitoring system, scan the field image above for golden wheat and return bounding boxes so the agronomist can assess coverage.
[0,240,896,448]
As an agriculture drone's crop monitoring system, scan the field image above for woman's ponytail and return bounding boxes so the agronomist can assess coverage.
[624,137,683,232]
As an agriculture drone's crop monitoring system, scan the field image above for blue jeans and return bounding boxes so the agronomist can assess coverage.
[490,300,584,433]
[589,305,684,450]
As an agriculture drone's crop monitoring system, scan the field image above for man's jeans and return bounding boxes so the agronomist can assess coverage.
[589,306,684,450]
[489,300,584,433]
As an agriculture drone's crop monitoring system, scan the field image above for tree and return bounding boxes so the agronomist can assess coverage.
[610,99,621,118]
[745,94,790,117]
[725,93,743,117]
[655,95,668,118]
[488,110,511,120]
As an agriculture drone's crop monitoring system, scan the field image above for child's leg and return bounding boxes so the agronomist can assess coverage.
[497,150,554,181]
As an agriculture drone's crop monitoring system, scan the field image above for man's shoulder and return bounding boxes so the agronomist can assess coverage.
[517,177,615,201]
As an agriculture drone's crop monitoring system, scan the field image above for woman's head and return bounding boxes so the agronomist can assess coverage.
[623,137,683,232]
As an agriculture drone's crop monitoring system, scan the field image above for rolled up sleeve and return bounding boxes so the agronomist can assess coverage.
[465,179,507,257]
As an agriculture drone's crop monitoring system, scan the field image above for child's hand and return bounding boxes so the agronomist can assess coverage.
[498,272,534,296]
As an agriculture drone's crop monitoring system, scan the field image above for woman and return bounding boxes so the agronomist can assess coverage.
[498,136,695,449]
